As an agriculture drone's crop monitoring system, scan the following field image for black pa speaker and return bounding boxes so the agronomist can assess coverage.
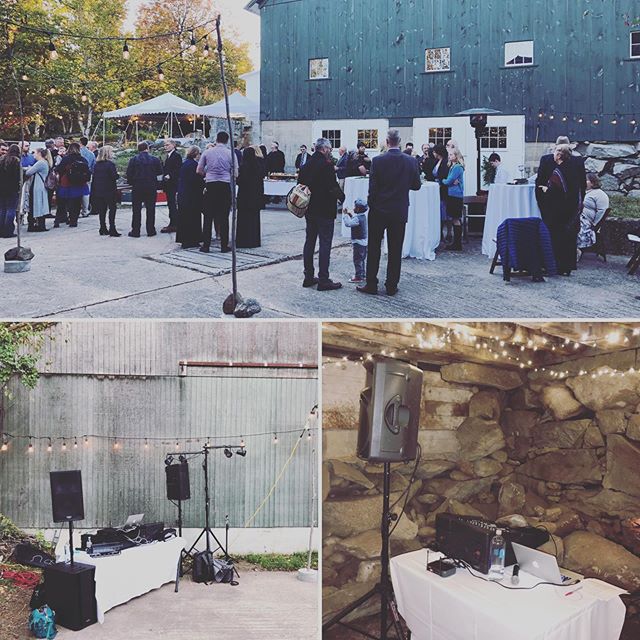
[43,562,97,630]
[50,470,84,522]
[165,461,190,501]
[357,357,423,463]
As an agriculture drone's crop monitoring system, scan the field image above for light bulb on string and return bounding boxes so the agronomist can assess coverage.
[120,85,125,98]
[114,439,120,449]
[28,438,33,453]
[48,38,58,60]
[62,439,67,451]
[74,437,78,449]
[189,31,197,53]
[175,440,179,450]
[122,40,130,60]
[273,433,278,445]
[157,65,164,81]
[307,429,312,440]
[21,71,28,81]
[203,36,210,57]
[0,437,7,452]
[49,85,56,95]
[47,438,52,453]
[144,438,149,449]
[240,436,245,448]
[84,435,89,445]
[81,90,87,103]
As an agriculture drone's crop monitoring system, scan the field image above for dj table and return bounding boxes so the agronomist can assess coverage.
[70,536,185,623]
[390,549,627,640]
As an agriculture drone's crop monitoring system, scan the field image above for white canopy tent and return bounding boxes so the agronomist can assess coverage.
[199,91,260,124]
[99,92,204,144]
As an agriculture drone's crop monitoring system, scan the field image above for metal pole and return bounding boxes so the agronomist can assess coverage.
[306,412,317,570]
[215,15,239,306]
[476,135,482,195]
[103,118,106,146]
[68,521,75,567]
[380,462,391,640]
[203,445,211,553]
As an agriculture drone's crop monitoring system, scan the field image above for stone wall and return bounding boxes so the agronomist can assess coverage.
[323,355,640,624]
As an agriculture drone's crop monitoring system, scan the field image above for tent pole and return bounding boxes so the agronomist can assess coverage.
[103,118,105,146]
[136,120,139,145]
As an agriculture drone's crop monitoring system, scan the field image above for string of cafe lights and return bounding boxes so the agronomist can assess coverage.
[536,110,638,128]
[0,424,316,455]
[323,323,640,376]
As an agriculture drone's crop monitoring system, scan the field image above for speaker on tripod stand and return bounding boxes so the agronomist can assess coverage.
[324,356,423,640]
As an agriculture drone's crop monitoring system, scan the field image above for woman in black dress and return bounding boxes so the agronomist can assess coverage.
[176,145,204,249]
[91,145,120,236]
[236,146,265,248]
[537,145,580,275]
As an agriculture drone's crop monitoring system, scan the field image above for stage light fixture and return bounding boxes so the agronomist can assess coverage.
[178,455,186,463]
[165,455,174,466]
[236,448,247,457]
[224,448,233,458]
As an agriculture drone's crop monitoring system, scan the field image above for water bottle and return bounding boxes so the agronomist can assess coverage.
[63,543,70,564]
[488,528,506,581]
[86,535,93,555]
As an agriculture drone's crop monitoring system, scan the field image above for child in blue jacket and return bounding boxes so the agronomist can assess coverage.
[442,149,465,250]
[342,198,368,283]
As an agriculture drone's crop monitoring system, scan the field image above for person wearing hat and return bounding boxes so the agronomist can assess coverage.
[343,198,369,284]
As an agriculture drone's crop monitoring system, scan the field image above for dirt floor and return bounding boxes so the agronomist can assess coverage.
[0,582,36,640]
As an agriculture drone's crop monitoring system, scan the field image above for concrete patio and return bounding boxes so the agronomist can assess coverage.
[57,571,318,640]
[1,206,639,318]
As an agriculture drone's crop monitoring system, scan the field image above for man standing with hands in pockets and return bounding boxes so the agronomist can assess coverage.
[357,129,421,296]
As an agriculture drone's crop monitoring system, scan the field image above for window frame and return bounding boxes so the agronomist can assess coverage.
[322,129,341,149]
[308,57,329,80]
[427,127,453,146]
[357,129,379,151]
[504,40,535,67]
[424,47,451,73]
[479,126,509,151]
[631,31,640,59]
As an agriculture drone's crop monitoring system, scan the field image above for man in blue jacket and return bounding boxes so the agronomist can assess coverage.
[357,129,421,296]
[126,141,164,237]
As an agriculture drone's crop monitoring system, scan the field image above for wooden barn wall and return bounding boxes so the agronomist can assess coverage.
[0,321,318,530]
[259,0,640,142]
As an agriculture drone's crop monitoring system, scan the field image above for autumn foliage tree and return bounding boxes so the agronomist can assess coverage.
[0,0,252,139]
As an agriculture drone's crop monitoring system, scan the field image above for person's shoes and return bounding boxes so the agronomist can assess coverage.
[161,226,176,233]
[357,284,378,295]
[386,286,398,296]
[560,271,571,276]
[317,279,342,291]
[302,277,319,288]
[53,222,60,228]
[221,246,231,253]
[68,222,78,228]
[99,227,109,236]
[27,225,36,232]
[109,228,121,237]
[199,245,210,253]
[532,275,545,283]
[128,231,140,238]
[147,229,157,237]
[349,277,365,284]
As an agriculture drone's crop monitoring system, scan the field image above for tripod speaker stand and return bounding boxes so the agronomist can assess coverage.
[169,444,244,591]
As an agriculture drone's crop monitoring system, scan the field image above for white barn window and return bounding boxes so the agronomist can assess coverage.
[309,58,329,80]
[480,127,508,149]
[505,40,534,66]
[322,130,341,149]
[428,127,452,145]
[425,47,450,72]
[631,32,640,59]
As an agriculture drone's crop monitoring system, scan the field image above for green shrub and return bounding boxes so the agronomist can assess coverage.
[609,194,640,220]
[240,551,318,571]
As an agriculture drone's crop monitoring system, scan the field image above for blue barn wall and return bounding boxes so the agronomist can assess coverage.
[255,0,640,142]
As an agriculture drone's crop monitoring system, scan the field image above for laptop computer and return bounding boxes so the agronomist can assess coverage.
[511,542,582,586]
[123,513,144,527]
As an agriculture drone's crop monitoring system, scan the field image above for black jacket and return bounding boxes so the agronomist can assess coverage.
[126,152,163,190]
[368,149,422,222]
[163,150,183,191]
[266,149,286,174]
[91,160,118,201]
[295,152,309,170]
[0,155,21,197]
[298,151,344,219]
[536,153,586,211]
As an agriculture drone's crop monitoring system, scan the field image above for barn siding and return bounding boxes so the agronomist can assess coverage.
[0,321,318,530]
[258,0,640,142]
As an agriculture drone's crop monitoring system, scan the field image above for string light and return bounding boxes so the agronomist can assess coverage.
[157,65,164,81]
[114,439,119,449]
[49,85,56,95]
[74,437,78,449]
[84,435,89,445]
[273,433,278,445]
[119,85,125,98]
[189,31,197,53]
[80,89,87,103]
[21,71,28,81]
[47,438,52,453]
[48,37,58,60]
[1,436,7,452]
[203,36,210,57]
[28,438,34,453]
[62,439,66,451]
[240,436,245,448]
[122,40,130,60]
[144,438,149,449]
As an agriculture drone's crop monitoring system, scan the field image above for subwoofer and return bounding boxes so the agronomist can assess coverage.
[50,470,84,522]
[43,562,97,630]
[165,461,190,501]
[357,357,423,463]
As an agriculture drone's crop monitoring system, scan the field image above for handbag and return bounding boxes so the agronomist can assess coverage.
[193,550,215,584]
[44,168,58,191]
[286,183,312,218]
[212,558,234,583]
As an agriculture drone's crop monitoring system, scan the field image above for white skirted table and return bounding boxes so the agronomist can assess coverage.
[482,184,542,256]
[390,549,627,640]
[263,179,296,197]
[72,536,185,623]
[342,177,441,261]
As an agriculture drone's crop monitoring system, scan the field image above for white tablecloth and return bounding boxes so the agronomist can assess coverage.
[482,184,542,256]
[74,537,185,623]
[390,549,627,640]
[264,179,295,196]
[342,177,441,261]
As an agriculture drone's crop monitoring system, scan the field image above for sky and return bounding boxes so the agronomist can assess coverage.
[124,0,261,67]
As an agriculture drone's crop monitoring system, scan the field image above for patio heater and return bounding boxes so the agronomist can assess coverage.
[456,108,502,195]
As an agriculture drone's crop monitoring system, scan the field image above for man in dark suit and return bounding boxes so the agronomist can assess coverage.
[160,139,182,233]
[295,145,309,171]
[298,137,344,291]
[266,141,286,174]
[357,129,421,296]
[126,141,164,237]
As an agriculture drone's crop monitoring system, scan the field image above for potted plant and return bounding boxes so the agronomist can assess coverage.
[482,155,496,187]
